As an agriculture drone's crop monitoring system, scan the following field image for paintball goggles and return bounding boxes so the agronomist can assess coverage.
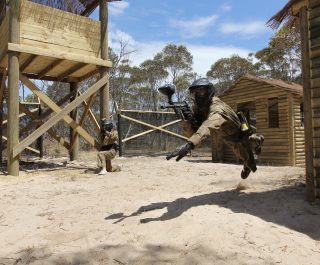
[101,118,114,133]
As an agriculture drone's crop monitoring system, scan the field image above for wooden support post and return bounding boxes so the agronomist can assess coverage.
[7,0,20,176]
[117,113,122,156]
[37,104,43,159]
[69,82,79,161]
[300,6,316,202]
[0,79,3,168]
[69,92,96,152]
[99,0,109,120]
[0,71,6,168]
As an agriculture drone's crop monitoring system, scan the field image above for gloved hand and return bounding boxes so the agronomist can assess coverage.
[166,141,195,161]
[181,109,194,121]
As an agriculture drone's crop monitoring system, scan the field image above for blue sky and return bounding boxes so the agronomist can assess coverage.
[91,0,288,77]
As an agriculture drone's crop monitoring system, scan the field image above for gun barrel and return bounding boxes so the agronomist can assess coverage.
[160,103,187,109]
[160,105,174,109]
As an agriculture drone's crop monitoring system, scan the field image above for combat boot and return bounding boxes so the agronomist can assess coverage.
[255,135,264,155]
[241,166,251,179]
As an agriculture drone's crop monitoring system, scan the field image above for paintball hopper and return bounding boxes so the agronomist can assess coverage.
[158,83,176,104]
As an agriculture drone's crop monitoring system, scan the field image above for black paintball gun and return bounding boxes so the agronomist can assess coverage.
[158,83,200,127]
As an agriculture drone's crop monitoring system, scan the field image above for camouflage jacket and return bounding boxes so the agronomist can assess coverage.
[101,130,118,146]
[183,97,241,145]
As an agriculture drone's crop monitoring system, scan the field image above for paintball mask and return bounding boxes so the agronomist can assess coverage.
[101,119,114,133]
[188,78,215,108]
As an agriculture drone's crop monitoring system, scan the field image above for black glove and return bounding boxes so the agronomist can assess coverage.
[181,109,194,121]
[166,141,195,161]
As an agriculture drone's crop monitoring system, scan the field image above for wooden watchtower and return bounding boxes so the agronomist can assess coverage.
[0,0,119,176]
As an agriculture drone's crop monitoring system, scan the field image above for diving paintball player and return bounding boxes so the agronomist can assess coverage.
[97,119,121,175]
[161,78,264,179]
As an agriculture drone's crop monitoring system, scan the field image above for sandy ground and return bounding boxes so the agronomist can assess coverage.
[0,153,320,265]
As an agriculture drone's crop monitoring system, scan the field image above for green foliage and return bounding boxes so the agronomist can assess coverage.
[155,44,195,101]
[206,27,301,94]
[254,27,301,83]
[206,54,255,95]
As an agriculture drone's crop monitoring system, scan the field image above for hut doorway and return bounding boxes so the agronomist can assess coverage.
[237,101,256,132]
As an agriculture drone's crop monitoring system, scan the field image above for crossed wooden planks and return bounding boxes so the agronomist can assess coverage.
[1,73,104,157]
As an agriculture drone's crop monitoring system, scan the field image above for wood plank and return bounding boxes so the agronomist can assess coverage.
[20,22,100,56]
[99,0,109,120]
[310,0,320,8]
[69,82,79,160]
[81,96,100,131]
[120,114,188,141]
[7,0,21,176]
[302,6,317,201]
[78,67,99,82]
[57,63,86,81]
[292,0,308,15]
[20,54,38,72]
[19,103,70,150]
[2,135,39,154]
[8,43,112,67]
[123,119,182,142]
[309,5,320,20]
[38,59,64,79]
[69,91,96,152]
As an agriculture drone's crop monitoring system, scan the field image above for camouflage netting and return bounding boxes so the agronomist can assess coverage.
[0,0,121,24]
[267,0,300,29]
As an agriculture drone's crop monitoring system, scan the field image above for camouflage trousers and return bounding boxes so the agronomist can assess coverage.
[224,134,263,171]
[97,149,121,172]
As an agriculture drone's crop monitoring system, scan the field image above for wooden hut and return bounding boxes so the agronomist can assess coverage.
[0,0,119,176]
[269,0,319,201]
[212,74,304,167]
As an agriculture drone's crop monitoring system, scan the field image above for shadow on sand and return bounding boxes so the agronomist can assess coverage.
[0,159,97,174]
[105,184,320,240]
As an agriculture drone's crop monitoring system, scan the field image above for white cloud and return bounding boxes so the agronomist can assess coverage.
[109,31,251,77]
[221,4,232,12]
[188,45,251,77]
[110,29,137,47]
[220,21,268,35]
[169,15,219,39]
[109,1,129,15]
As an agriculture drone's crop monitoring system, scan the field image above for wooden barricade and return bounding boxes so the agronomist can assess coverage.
[115,104,188,156]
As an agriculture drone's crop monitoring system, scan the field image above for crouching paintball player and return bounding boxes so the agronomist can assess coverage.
[97,119,121,175]
[159,78,264,179]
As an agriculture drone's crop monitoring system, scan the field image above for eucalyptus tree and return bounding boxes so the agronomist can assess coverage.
[206,55,255,95]
[156,44,194,101]
[131,56,168,111]
[254,27,301,83]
